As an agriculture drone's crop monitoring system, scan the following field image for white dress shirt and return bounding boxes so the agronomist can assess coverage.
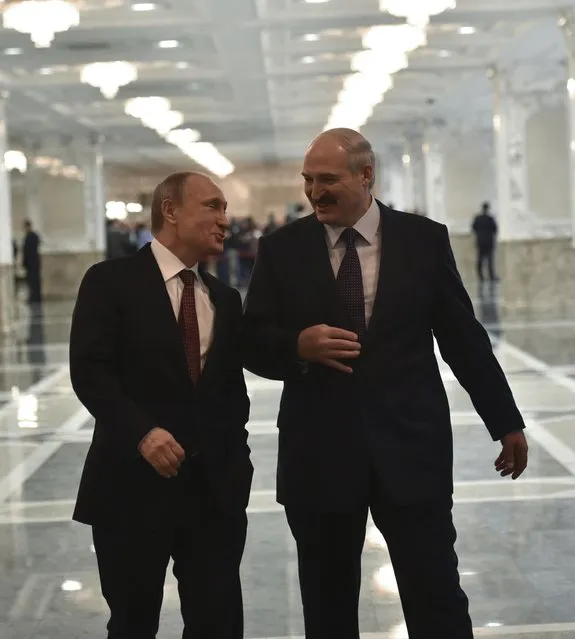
[150,238,215,370]
[324,197,381,324]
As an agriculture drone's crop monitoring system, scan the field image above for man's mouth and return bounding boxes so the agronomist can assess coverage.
[315,200,336,209]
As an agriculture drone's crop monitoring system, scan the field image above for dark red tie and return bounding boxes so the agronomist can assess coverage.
[178,270,201,384]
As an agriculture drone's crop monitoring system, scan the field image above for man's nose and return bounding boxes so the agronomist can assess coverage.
[310,183,323,201]
[219,212,230,229]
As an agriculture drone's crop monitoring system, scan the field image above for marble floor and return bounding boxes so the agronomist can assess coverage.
[1,291,575,638]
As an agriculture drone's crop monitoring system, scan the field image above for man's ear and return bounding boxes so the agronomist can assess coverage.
[162,198,177,226]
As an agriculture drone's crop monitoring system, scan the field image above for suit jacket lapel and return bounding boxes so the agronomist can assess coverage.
[304,216,349,329]
[134,245,190,379]
[196,268,224,385]
[363,201,397,349]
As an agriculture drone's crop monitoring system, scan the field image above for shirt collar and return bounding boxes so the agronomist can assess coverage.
[324,197,380,249]
[150,238,204,287]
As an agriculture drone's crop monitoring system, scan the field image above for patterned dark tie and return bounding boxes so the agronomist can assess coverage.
[178,270,202,384]
[336,228,366,341]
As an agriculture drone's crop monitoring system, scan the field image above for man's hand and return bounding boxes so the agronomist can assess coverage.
[139,427,186,478]
[297,324,361,374]
[495,431,528,480]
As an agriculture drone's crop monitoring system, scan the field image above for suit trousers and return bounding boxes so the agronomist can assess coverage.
[476,245,496,282]
[92,461,247,639]
[285,474,473,639]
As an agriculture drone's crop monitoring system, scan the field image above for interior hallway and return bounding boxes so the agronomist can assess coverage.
[0,291,575,638]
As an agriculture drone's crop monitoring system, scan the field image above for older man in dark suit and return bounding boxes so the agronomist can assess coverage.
[243,129,528,639]
[70,171,253,639]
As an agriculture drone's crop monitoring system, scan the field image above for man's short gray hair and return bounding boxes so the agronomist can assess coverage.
[318,128,376,190]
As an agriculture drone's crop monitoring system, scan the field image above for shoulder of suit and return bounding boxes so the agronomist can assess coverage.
[386,206,446,237]
[259,213,316,245]
[82,253,138,285]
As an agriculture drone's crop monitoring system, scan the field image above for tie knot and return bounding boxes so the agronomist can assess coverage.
[341,227,359,248]
[179,269,196,287]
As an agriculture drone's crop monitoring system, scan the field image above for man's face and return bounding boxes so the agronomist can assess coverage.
[302,137,370,227]
[172,175,229,256]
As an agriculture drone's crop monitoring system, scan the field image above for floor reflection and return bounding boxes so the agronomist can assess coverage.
[25,303,47,373]
[476,284,502,341]
[0,299,574,638]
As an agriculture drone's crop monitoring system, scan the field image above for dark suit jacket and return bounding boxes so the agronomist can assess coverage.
[243,201,525,509]
[23,231,41,271]
[70,244,252,526]
[472,213,498,249]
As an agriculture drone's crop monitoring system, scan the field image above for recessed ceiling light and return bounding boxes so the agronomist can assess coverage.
[303,33,320,41]
[157,40,179,48]
[176,62,189,69]
[4,48,22,55]
[438,50,452,57]
[131,2,156,10]
[302,56,316,64]
[38,67,54,75]
[458,26,476,35]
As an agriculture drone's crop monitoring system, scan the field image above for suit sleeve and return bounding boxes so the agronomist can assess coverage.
[431,225,525,440]
[242,236,302,381]
[69,265,158,452]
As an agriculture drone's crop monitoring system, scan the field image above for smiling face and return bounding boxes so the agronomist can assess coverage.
[164,173,229,257]
[302,133,373,227]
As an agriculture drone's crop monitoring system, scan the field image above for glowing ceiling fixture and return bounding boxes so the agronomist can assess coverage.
[81,61,138,99]
[131,2,156,10]
[325,22,426,132]
[2,0,80,48]
[379,0,456,28]
[124,98,234,177]
[363,24,427,53]
[167,129,235,178]
[157,39,179,48]
[4,150,27,173]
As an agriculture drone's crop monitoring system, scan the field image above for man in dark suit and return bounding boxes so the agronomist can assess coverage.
[22,219,42,303]
[70,171,253,639]
[472,202,498,283]
[243,129,528,639]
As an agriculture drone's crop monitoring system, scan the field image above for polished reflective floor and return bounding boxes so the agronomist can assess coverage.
[1,288,575,638]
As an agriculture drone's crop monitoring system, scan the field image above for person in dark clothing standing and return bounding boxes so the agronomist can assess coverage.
[243,129,528,639]
[22,220,42,304]
[70,171,253,639]
[471,202,498,283]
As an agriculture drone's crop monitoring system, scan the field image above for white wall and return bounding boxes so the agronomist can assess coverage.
[10,173,86,252]
[220,163,306,222]
[444,142,493,233]
[526,103,570,223]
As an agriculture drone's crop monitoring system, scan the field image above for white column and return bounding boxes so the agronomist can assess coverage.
[81,135,106,253]
[405,133,426,213]
[380,148,405,209]
[490,67,533,240]
[0,92,14,331]
[423,123,447,225]
[402,143,415,211]
[561,12,575,246]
